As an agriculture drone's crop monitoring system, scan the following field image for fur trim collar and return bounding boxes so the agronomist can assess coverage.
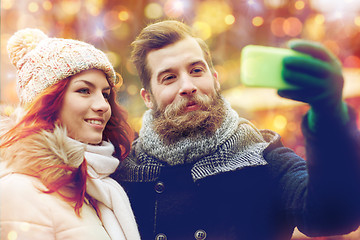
[1,110,85,183]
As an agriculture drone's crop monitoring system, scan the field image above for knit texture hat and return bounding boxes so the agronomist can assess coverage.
[7,28,117,105]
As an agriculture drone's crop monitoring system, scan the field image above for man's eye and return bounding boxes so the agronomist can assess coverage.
[191,67,204,74]
[162,75,176,83]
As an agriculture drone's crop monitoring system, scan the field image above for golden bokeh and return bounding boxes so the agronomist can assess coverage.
[294,0,305,10]
[28,2,39,13]
[195,0,232,36]
[145,3,163,19]
[252,16,264,27]
[283,17,302,37]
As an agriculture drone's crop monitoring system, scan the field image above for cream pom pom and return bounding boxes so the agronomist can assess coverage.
[7,28,48,67]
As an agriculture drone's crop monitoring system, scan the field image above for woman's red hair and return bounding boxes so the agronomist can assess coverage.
[1,76,134,215]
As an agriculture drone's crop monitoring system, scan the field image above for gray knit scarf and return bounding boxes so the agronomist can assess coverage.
[118,99,278,182]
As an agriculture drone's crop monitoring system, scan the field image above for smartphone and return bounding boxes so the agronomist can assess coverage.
[240,45,308,90]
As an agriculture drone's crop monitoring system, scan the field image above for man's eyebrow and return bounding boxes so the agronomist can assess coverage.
[189,60,206,67]
[156,68,174,81]
[155,60,207,81]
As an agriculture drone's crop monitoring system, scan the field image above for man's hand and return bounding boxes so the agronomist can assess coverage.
[278,39,349,131]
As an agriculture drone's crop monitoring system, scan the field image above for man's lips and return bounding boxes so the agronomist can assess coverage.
[185,101,199,112]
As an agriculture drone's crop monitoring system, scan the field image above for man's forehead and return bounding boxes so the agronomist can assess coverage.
[147,38,205,73]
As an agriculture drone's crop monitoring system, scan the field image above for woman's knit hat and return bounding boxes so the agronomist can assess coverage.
[7,28,117,105]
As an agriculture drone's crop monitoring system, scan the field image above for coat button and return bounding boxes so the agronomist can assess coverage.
[155,233,167,240]
[194,229,207,240]
[154,181,165,194]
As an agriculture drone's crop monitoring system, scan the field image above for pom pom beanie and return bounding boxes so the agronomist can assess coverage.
[7,28,117,105]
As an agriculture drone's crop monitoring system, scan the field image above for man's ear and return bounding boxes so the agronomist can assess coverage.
[213,71,220,91]
[140,88,154,109]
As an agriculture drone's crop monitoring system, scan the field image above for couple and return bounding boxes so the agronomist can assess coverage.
[1,20,360,240]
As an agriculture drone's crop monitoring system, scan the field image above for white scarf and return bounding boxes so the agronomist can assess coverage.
[85,141,140,240]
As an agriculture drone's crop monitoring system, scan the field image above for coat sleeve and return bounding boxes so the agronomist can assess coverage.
[264,105,360,237]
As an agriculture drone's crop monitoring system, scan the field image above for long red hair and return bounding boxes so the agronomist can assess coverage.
[1,76,134,215]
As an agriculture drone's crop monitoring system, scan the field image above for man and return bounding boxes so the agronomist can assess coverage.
[114,20,360,240]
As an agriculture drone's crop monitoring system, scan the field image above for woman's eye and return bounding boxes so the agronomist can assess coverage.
[103,92,110,99]
[77,88,90,94]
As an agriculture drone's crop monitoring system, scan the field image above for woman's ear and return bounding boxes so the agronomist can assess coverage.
[140,88,154,109]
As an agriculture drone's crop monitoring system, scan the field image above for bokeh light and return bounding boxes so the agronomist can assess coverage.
[294,0,305,10]
[2,0,14,9]
[145,3,163,19]
[28,2,39,13]
[195,1,232,36]
[283,17,302,37]
[192,21,212,40]
[355,16,360,27]
[225,14,236,25]
[271,17,286,37]
[60,0,81,16]
[94,28,105,38]
[252,16,264,27]
[303,14,325,41]
[164,0,184,18]
[264,0,287,9]
[273,114,287,131]
[7,231,17,240]
[314,14,325,25]
[118,10,130,21]
[42,1,53,11]
[85,0,105,16]
[127,84,139,96]
[106,51,121,68]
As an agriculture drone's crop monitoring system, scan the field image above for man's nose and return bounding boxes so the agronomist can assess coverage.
[179,75,197,96]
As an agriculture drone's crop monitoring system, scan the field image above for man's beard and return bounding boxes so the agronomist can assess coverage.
[152,92,225,144]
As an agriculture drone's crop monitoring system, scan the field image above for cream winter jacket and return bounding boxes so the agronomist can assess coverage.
[1,172,111,240]
[0,115,136,239]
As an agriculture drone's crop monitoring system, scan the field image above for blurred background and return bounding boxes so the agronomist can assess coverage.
[1,1,360,239]
[2,1,360,157]
[2,0,360,162]
[0,0,360,161]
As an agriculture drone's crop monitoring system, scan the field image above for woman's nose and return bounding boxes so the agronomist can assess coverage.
[92,93,110,112]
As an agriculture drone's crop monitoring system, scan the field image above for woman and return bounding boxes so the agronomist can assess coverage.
[0,28,140,239]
